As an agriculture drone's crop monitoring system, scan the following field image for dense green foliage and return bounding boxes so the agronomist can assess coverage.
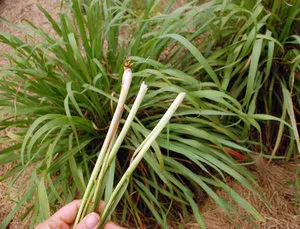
[0,0,299,228]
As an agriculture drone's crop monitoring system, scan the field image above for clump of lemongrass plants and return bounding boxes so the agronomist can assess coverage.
[206,0,300,162]
[1,0,299,228]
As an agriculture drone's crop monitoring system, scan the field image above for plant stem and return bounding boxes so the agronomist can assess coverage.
[74,67,132,226]
[91,82,148,208]
[99,92,185,228]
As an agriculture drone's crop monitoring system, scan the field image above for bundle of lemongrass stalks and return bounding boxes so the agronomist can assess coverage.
[74,62,185,228]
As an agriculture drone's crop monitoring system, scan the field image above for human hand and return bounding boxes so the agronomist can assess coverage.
[35,200,124,229]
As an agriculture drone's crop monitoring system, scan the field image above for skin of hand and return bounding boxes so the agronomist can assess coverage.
[35,200,124,229]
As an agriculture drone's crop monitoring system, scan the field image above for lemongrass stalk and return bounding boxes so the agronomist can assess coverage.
[99,92,185,228]
[91,82,148,207]
[105,82,148,167]
[74,66,132,226]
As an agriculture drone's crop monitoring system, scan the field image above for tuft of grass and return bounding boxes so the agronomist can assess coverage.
[0,0,299,228]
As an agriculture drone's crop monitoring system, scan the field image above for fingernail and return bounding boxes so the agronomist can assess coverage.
[86,213,100,229]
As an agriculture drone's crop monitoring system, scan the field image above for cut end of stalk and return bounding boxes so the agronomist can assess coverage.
[124,60,133,69]
[122,68,132,87]
[175,92,186,105]
[141,81,148,90]
[178,92,186,100]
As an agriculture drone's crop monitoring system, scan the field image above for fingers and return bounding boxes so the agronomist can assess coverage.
[51,200,82,225]
[35,199,125,229]
[51,199,105,224]
[74,212,125,229]
[104,221,125,229]
[96,202,125,228]
[35,200,82,229]
[75,212,100,229]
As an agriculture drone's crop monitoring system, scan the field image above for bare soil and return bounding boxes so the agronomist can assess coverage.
[0,0,61,228]
[0,0,61,65]
[0,1,300,229]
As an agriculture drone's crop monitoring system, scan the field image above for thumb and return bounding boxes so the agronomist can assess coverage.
[76,212,100,229]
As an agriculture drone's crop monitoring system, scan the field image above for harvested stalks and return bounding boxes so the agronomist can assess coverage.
[74,64,185,228]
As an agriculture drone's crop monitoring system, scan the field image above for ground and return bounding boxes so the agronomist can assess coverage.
[0,1,300,228]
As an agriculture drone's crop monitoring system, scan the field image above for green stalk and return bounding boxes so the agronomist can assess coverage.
[99,92,185,228]
[74,66,132,226]
[268,103,287,163]
[91,82,148,209]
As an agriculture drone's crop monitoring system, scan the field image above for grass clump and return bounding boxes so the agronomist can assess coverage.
[0,0,299,228]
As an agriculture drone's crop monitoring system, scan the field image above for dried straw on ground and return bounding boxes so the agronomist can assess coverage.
[182,158,300,229]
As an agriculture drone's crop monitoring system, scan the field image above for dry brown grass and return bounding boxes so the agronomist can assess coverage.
[0,164,34,228]
[181,158,300,229]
